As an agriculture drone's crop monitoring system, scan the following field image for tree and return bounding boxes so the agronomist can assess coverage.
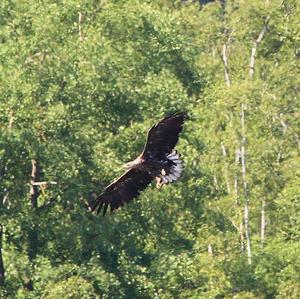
[0,0,299,298]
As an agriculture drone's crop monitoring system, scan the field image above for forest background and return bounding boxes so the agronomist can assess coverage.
[0,0,299,298]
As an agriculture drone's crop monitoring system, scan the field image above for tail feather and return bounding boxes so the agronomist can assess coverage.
[156,150,183,188]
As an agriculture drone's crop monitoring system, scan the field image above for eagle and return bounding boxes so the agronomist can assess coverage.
[91,111,187,216]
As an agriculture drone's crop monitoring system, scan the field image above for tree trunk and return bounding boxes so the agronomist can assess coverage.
[260,198,266,249]
[222,43,231,87]
[247,15,269,256]
[24,159,40,291]
[0,166,6,286]
[240,104,252,265]
[0,225,5,286]
[234,148,245,252]
[249,16,270,79]
[78,12,84,42]
[221,143,231,194]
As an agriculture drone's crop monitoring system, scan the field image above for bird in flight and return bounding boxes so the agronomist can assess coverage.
[90,111,187,216]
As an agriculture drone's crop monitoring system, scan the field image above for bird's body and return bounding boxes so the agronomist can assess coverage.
[91,111,186,216]
[125,151,182,184]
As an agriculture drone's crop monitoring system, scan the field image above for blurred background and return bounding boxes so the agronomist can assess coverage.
[0,0,299,298]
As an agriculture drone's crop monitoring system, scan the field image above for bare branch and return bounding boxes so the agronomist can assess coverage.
[249,16,270,79]
[31,181,57,186]
[227,215,240,231]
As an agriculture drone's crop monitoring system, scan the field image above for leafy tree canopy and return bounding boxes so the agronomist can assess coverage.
[0,0,299,298]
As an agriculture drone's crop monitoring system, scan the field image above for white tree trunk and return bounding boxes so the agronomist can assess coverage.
[241,104,252,265]
[222,44,231,86]
[260,198,266,248]
[249,16,270,79]
[234,148,245,251]
[221,143,231,194]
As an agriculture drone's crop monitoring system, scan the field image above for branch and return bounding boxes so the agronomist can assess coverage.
[31,181,57,186]
[222,44,231,86]
[213,175,218,190]
[249,16,270,79]
[0,165,10,207]
[221,31,233,86]
[227,216,240,232]
[2,191,9,206]
[79,12,84,42]
[30,160,40,209]
[276,114,300,152]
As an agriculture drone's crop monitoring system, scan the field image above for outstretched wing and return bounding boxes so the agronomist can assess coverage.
[90,168,153,216]
[142,111,186,158]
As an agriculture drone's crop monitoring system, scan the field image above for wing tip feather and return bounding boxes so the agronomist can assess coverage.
[90,169,153,217]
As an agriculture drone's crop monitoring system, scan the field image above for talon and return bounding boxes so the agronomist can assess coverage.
[161,169,166,175]
[156,177,162,188]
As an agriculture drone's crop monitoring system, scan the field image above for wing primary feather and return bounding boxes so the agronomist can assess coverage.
[142,111,187,158]
[103,203,109,216]
[96,201,104,215]
[91,168,153,216]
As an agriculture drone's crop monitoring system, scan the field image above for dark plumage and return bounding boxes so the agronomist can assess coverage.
[90,111,187,216]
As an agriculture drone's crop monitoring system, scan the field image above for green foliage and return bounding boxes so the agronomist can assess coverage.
[0,0,299,298]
